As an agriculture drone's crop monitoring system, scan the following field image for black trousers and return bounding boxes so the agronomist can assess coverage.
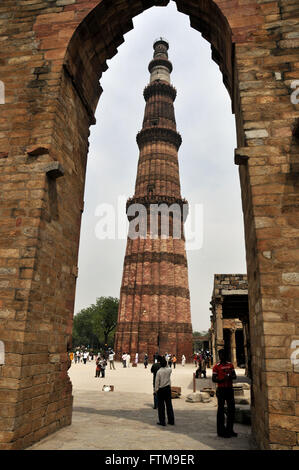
[216,387,235,435]
[157,385,175,425]
[153,391,158,408]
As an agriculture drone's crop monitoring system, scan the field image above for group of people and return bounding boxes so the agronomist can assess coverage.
[95,355,107,378]
[70,349,96,364]
[69,347,117,377]
[120,352,186,369]
[150,349,238,438]
[121,352,143,367]
[153,352,186,368]
[194,350,211,368]
[71,346,238,438]
[95,348,117,377]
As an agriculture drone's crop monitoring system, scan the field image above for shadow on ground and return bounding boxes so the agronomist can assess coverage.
[72,401,252,450]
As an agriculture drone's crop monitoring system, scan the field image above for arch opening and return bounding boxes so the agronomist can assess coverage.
[64,0,234,128]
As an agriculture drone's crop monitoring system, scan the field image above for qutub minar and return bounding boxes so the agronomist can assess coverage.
[114,39,193,361]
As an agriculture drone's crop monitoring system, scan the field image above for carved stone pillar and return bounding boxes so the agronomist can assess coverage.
[210,324,216,366]
[230,329,237,367]
[215,299,224,360]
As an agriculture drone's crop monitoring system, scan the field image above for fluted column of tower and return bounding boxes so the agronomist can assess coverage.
[114,39,193,361]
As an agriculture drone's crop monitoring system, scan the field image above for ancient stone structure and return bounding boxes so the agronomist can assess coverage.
[210,274,249,371]
[193,332,210,353]
[114,39,193,362]
[0,0,298,451]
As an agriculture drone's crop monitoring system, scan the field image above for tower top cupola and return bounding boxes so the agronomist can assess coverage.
[149,37,173,84]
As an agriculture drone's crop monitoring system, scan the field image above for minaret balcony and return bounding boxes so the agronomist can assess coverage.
[143,81,177,101]
[136,127,182,150]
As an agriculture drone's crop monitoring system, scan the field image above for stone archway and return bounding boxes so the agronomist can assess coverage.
[0,0,298,450]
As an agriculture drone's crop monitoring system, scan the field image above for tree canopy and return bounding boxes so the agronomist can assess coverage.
[72,296,119,350]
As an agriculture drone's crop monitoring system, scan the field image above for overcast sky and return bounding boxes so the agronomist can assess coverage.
[74,3,247,332]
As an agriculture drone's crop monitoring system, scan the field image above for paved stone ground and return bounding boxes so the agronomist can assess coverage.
[28,361,253,450]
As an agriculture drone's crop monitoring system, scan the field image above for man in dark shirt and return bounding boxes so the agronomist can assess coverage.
[151,355,162,409]
[212,349,237,438]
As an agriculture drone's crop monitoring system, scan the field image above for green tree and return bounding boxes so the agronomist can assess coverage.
[72,297,119,350]
[72,306,99,349]
[93,296,119,347]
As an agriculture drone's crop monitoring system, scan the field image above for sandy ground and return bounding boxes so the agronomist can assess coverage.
[28,360,253,450]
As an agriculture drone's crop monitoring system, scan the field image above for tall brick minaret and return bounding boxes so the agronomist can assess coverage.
[114,38,193,362]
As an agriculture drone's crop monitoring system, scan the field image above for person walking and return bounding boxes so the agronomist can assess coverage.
[83,350,89,364]
[181,354,186,367]
[155,356,175,426]
[108,350,116,370]
[167,354,173,368]
[144,353,148,368]
[172,355,177,369]
[212,348,237,438]
[151,355,161,409]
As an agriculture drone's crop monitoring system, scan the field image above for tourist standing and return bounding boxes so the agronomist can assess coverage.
[181,354,186,367]
[75,350,80,364]
[126,353,131,368]
[172,355,177,369]
[144,353,148,368]
[168,354,173,368]
[212,348,237,438]
[135,352,139,365]
[201,356,207,378]
[205,350,211,368]
[95,357,101,378]
[83,350,89,364]
[122,352,127,368]
[151,355,161,409]
[108,350,116,370]
[99,356,107,378]
[155,356,175,426]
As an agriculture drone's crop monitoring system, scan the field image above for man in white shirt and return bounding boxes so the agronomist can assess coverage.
[155,357,175,426]
[108,350,116,370]
[122,352,127,368]
[126,353,131,368]
[83,351,89,364]
[75,350,80,364]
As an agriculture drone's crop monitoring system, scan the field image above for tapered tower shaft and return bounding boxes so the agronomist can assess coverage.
[114,39,193,361]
